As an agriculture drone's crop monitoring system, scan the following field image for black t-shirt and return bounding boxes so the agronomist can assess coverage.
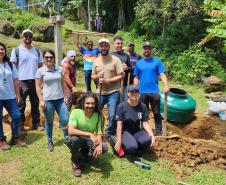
[111,51,131,86]
[115,101,149,133]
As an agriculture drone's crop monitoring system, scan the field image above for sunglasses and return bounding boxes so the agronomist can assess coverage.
[44,56,54,59]
[23,35,33,38]
[129,90,139,93]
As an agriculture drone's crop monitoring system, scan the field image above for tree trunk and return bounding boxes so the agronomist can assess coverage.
[118,0,126,30]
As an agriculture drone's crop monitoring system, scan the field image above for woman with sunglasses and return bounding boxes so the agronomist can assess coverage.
[0,42,26,150]
[35,49,69,152]
[112,84,155,157]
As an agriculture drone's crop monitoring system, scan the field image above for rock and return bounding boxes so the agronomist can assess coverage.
[30,24,54,42]
[204,76,225,93]
[0,21,15,36]
[205,92,225,99]
[13,31,20,39]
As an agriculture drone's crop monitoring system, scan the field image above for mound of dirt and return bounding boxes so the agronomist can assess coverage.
[151,136,226,169]
[167,113,226,145]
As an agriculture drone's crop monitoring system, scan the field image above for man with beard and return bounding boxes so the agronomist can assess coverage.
[111,36,131,101]
[10,29,43,135]
[67,92,108,177]
[61,50,77,111]
[92,38,124,138]
[77,39,99,91]
[133,41,169,136]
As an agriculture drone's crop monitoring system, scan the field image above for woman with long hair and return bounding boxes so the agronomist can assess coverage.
[66,91,108,177]
[0,42,26,150]
[35,49,69,152]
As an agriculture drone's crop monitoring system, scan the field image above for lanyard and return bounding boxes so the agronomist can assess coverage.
[0,63,7,83]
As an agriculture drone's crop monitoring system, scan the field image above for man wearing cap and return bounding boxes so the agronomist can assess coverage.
[10,29,43,134]
[111,35,131,101]
[134,41,169,136]
[61,50,77,111]
[92,38,124,138]
[112,84,155,156]
[127,42,141,84]
[76,39,99,91]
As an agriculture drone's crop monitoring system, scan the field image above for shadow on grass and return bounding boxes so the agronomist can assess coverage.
[24,131,45,145]
[81,152,114,178]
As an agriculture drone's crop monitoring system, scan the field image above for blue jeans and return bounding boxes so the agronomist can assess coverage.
[43,98,69,142]
[0,99,20,139]
[84,70,98,91]
[100,92,120,137]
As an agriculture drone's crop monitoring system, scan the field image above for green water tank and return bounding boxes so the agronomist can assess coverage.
[160,88,197,123]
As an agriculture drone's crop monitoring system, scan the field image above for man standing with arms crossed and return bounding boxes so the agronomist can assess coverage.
[111,36,130,101]
[10,29,43,134]
[134,41,169,136]
[92,38,124,138]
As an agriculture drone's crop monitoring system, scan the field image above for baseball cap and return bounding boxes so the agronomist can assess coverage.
[128,41,135,46]
[128,84,139,92]
[98,38,110,45]
[22,29,33,36]
[142,41,152,48]
[67,50,76,57]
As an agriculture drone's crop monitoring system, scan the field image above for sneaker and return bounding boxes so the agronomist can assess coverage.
[48,142,54,152]
[72,163,81,177]
[0,138,10,150]
[10,137,27,147]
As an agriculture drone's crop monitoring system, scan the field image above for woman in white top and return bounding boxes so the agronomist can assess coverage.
[36,49,69,152]
[0,42,26,150]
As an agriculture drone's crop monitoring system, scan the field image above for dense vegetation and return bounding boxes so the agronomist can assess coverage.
[0,0,225,84]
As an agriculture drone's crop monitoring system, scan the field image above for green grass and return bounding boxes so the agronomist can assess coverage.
[1,128,225,185]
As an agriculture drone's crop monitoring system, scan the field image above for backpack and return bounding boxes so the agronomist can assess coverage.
[14,47,40,67]
[7,61,13,70]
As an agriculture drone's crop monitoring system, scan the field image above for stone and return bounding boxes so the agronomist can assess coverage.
[0,21,15,36]
[204,76,225,93]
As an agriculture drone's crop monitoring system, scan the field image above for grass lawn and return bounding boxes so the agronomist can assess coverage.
[1,27,226,184]
[1,127,225,185]
[1,69,226,185]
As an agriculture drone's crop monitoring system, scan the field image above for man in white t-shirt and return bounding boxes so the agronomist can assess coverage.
[10,29,43,134]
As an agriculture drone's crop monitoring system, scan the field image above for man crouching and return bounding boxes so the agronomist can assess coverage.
[66,92,108,177]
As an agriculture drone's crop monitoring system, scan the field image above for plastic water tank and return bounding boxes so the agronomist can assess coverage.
[160,88,197,123]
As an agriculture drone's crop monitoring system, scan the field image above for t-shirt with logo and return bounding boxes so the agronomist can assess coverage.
[0,62,18,100]
[80,47,99,71]
[115,101,149,134]
[128,52,141,84]
[134,57,165,94]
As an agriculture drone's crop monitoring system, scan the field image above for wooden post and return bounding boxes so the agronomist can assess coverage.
[49,15,65,66]
[88,0,91,31]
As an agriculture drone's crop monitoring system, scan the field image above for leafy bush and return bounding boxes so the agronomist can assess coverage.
[170,45,226,84]
[11,11,48,31]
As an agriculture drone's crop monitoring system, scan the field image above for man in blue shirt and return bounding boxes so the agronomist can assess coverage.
[133,41,169,135]
[77,39,99,91]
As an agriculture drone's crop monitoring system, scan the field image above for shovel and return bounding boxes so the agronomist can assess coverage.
[156,92,179,139]
[162,92,168,136]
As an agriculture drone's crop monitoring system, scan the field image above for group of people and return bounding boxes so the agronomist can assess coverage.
[0,28,169,177]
